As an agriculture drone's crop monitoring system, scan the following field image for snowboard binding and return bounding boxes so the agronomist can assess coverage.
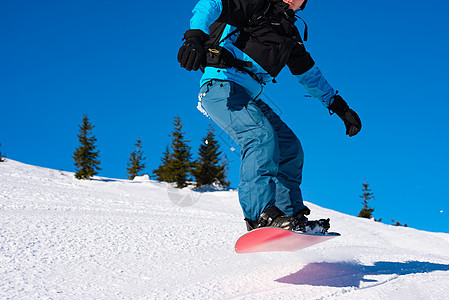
[294,218,331,234]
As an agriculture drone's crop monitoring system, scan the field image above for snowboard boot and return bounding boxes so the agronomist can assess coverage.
[245,206,298,231]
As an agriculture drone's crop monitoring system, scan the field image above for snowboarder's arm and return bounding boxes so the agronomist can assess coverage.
[180,0,264,72]
[190,0,223,34]
[287,44,336,108]
[294,65,336,108]
[287,44,361,136]
[296,66,362,136]
[178,0,223,71]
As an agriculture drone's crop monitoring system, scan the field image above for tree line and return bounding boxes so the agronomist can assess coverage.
[72,115,229,189]
[1,117,408,226]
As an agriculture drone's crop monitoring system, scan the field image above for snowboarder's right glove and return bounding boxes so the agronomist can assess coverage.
[177,29,209,71]
[329,95,362,137]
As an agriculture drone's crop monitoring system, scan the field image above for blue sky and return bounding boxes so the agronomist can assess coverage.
[1,0,448,233]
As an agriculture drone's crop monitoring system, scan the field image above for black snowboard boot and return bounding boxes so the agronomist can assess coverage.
[245,206,298,231]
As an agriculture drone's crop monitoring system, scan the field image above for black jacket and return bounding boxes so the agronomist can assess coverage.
[209,0,315,77]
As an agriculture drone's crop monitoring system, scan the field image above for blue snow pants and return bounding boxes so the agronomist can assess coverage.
[199,80,308,221]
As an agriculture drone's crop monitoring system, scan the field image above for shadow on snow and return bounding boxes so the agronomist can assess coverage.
[276,261,449,288]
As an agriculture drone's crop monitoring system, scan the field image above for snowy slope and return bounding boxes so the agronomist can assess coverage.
[1,160,449,299]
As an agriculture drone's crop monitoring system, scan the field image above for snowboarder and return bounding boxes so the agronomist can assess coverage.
[177,0,361,232]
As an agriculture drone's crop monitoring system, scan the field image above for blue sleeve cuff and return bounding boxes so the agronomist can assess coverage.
[190,0,223,35]
[295,64,336,108]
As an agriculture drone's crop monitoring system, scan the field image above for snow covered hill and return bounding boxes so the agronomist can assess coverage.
[1,160,449,299]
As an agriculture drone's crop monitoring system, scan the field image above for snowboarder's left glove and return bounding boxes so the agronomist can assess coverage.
[177,29,209,71]
[329,94,362,137]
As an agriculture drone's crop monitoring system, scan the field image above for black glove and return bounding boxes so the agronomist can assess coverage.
[329,94,362,137]
[177,29,209,71]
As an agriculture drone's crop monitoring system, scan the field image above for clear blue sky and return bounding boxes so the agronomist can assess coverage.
[1,0,448,233]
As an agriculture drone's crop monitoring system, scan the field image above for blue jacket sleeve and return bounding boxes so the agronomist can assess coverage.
[190,0,223,34]
[295,64,336,108]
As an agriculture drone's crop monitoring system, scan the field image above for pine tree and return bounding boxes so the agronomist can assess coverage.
[0,143,5,162]
[153,116,194,188]
[153,145,174,182]
[127,138,146,180]
[169,116,193,188]
[193,125,230,187]
[73,115,101,180]
[358,179,375,219]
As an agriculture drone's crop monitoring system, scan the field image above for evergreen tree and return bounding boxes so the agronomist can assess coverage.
[73,115,101,180]
[0,143,5,162]
[193,125,230,187]
[358,179,375,219]
[153,144,174,182]
[127,138,146,180]
[168,116,193,188]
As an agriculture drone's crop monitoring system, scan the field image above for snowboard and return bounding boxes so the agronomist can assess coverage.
[235,227,340,254]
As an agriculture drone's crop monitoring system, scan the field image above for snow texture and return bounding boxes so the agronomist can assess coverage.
[1,160,449,299]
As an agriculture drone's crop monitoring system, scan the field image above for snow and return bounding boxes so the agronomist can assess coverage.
[1,159,449,299]
[132,174,150,181]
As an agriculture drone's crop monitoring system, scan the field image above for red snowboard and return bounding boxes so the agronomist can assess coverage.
[235,227,340,254]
